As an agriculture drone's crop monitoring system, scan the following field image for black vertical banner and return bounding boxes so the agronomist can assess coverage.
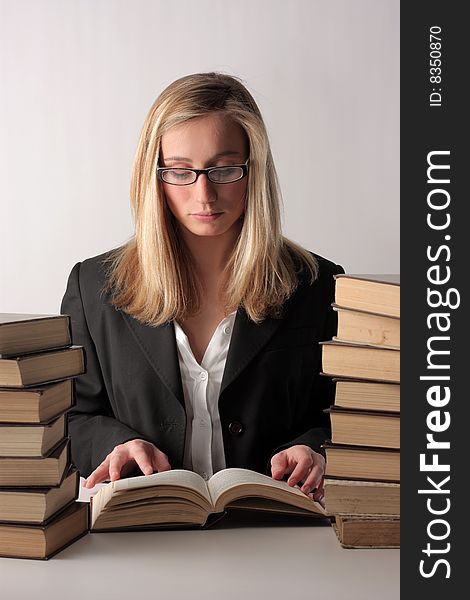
[401,2,466,596]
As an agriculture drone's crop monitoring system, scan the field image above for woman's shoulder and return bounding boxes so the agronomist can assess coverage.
[278,250,344,325]
[282,239,344,283]
[309,251,343,271]
[282,248,345,314]
[81,248,116,271]
[290,247,344,286]
[309,251,345,280]
[69,247,122,292]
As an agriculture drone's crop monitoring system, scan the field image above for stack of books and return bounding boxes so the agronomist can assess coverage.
[320,275,400,548]
[0,314,89,559]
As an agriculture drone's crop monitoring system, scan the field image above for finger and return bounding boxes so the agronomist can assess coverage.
[133,449,155,476]
[108,453,127,482]
[287,457,312,487]
[84,461,111,488]
[301,466,323,494]
[316,474,325,494]
[152,449,171,472]
[311,489,325,508]
[270,452,289,480]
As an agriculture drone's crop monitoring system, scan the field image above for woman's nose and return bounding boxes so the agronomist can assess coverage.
[194,173,217,203]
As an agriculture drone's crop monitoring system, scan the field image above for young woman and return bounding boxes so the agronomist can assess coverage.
[61,72,344,503]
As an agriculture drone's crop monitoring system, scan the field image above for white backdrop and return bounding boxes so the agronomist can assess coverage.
[0,0,399,313]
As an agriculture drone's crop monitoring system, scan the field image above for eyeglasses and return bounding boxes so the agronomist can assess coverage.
[157,159,249,186]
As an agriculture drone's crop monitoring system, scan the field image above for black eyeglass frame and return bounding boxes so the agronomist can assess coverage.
[157,159,250,186]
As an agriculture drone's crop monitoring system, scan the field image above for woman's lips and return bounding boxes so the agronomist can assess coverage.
[191,212,223,222]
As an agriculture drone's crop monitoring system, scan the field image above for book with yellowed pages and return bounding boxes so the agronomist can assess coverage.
[0,468,79,524]
[323,478,400,516]
[0,501,89,559]
[0,438,69,487]
[0,313,72,358]
[333,304,400,349]
[334,274,400,318]
[331,378,400,413]
[90,468,327,531]
[332,513,400,549]
[326,407,400,449]
[0,379,74,423]
[321,340,400,383]
[0,346,85,387]
[323,442,400,482]
[0,414,66,457]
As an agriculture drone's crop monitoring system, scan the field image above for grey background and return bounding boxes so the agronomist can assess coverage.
[0,0,399,313]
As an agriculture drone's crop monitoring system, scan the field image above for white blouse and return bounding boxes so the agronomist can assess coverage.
[174,311,237,480]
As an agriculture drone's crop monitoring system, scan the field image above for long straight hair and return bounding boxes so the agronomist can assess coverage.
[103,73,318,325]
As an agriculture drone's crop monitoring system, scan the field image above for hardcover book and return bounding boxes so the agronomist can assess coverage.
[0,380,74,423]
[331,378,400,413]
[323,442,400,483]
[0,438,69,487]
[89,468,326,531]
[333,304,400,349]
[333,274,400,318]
[323,478,400,516]
[0,313,71,358]
[0,414,66,457]
[332,513,400,549]
[326,407,400,449]
[0,468,79,524]
[0,346,85,387]
[0,501,88,559]
[321,340,400,383]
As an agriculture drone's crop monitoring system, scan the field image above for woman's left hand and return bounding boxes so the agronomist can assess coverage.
[270,444,325,503]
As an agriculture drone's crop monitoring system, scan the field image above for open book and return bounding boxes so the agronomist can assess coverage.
[90,468,326,531]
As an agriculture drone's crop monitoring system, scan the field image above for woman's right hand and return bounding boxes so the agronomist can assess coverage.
[83,439,171,488]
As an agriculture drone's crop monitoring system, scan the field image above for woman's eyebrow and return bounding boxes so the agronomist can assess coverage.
[163,156,191,163]
[209,151,243,161]
[164,151,243,163]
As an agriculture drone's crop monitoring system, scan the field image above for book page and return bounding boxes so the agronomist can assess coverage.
[91,470,212,526]
[109,469,210,501]
[208,468,308,505]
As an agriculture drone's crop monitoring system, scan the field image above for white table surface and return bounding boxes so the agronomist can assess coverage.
[1,481,399,600]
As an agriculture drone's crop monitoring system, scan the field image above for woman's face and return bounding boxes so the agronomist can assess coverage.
[160,113,249,241]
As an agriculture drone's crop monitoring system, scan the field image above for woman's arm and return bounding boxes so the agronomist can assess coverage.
[61,262,160,477]
[269,332,337,500]
[269,261,345,498]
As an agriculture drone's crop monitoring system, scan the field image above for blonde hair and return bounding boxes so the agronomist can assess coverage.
[103,72,318,325]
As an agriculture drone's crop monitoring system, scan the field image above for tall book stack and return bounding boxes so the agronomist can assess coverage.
[0,314,89,559]
[320,275,400,549]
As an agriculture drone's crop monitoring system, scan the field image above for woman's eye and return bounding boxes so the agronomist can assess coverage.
[166,169,193,182]
[173,170,192,179]
[210,167,241,182]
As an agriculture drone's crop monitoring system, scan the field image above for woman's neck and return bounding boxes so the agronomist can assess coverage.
[181,226,241,282]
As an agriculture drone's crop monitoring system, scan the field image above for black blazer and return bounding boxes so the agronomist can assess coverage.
[60,250,344,478]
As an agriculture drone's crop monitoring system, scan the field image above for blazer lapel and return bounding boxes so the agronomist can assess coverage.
[121,308,281,404]
[220,308,282,395]
[121,312,185,408]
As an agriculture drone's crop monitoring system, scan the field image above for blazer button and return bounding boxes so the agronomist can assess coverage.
[228,421,244,435]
